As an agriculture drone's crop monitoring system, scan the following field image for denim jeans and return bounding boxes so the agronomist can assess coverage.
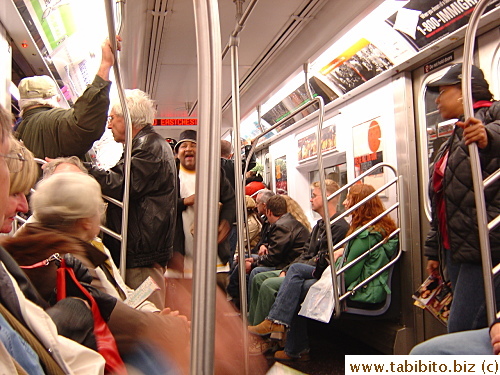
[0,313,44,375]
[283,278,317,356]
[410,328,492,355]
[446,250,491,333]
[267,263,316,326]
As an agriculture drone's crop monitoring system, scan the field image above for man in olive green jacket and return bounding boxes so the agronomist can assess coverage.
[16,37,121,160]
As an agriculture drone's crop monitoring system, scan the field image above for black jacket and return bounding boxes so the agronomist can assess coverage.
[282,212,349,273]
[425,102,500,264]
[255,213,310,269]
[88,125,178,268]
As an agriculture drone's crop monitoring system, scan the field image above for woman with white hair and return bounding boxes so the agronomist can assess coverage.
[2,172,191,373]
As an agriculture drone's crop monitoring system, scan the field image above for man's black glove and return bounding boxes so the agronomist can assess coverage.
[56,253,117,321]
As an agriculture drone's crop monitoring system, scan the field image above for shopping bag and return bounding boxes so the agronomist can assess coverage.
[298,265,335,323]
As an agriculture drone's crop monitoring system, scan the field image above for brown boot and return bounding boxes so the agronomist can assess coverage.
[248,319,285,340]
[274,350,310,362]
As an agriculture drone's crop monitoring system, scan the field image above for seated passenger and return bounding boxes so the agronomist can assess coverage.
[0,137,37,235]
[227,194,310,307]
[248,183,398,361]
[0,105,107,374]
[248,180,349,338]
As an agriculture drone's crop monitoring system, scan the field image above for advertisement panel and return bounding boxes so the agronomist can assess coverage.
[386,0,500,50]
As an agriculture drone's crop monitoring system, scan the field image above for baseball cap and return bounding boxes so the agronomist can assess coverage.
[18,75,59,99]
[174,130,197,153]
[427,63,488,92]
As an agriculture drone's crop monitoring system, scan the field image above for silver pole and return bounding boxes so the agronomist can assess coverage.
[191,0,222,373]
[462,0,495,325]
[104,0,132,280]
[230,34,250,375]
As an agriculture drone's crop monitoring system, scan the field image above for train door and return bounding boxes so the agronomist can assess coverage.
[412,26,500,343]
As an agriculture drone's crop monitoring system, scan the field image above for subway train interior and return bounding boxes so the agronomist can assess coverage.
[1,0,500,373]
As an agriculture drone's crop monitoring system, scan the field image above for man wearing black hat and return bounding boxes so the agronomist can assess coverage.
[424,63,500,333]
[169,130,236,289]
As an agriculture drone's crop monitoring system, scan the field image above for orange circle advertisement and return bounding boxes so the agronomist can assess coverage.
[368,120,381,153]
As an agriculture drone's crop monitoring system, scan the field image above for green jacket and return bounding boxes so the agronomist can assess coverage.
[339,228,399,304]
[16,75,111,159]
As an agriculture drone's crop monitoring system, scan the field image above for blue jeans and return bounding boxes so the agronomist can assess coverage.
[283,278,317,357]
[446,250,492,333]
[267,263,316,326]
[410,328,492,355]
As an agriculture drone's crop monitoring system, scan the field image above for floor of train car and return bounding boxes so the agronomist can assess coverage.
[265,321,382,375]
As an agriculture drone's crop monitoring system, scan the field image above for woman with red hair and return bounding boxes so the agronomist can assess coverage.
[248,183,398,361]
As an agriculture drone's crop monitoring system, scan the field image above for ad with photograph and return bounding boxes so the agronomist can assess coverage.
[275,156,288,194]
[319,38,393,94]
[297,125,337,162]
[352,118,384,190]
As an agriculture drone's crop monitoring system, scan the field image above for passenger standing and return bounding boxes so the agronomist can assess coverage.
[87,89,177,310]
[171,130,236,289]
[220,139,256,269]
[424,64,500,332]
[16,37,121,160]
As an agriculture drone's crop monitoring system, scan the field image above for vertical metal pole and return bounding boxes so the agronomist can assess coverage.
[462,0,495,325]
[104,0,132,279]
[303,63,340,317]
[191,0,222,373]
[230,35,250,374]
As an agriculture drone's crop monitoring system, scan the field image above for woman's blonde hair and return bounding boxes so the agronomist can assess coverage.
[346,183,396,238]
[8,136,38,195]
[31,173,104,230]
[282,195,311,231]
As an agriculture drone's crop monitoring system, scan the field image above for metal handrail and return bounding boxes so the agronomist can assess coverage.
[462,0,499,325]
[321,163,402,318]
[104,0,132,279]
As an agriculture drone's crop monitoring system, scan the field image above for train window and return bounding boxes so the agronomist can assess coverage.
[308,163,347,214]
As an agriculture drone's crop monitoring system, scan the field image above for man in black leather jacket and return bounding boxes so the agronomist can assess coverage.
[87,89,177,309]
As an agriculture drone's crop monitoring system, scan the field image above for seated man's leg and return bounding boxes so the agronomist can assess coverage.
[250,276,284,326]
[248,266,275,304]
[266,263,316,327]
[410,328,492,355]
[226,264,242,302]
[249,270,281,324]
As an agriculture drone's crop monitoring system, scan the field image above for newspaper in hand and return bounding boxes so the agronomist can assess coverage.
[123,276,160,309]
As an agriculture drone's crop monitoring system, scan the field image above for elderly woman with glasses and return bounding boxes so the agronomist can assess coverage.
[0,137,37,234]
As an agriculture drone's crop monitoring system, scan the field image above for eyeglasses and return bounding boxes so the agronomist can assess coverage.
[0,151,26,173]
[107,115,114,124]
